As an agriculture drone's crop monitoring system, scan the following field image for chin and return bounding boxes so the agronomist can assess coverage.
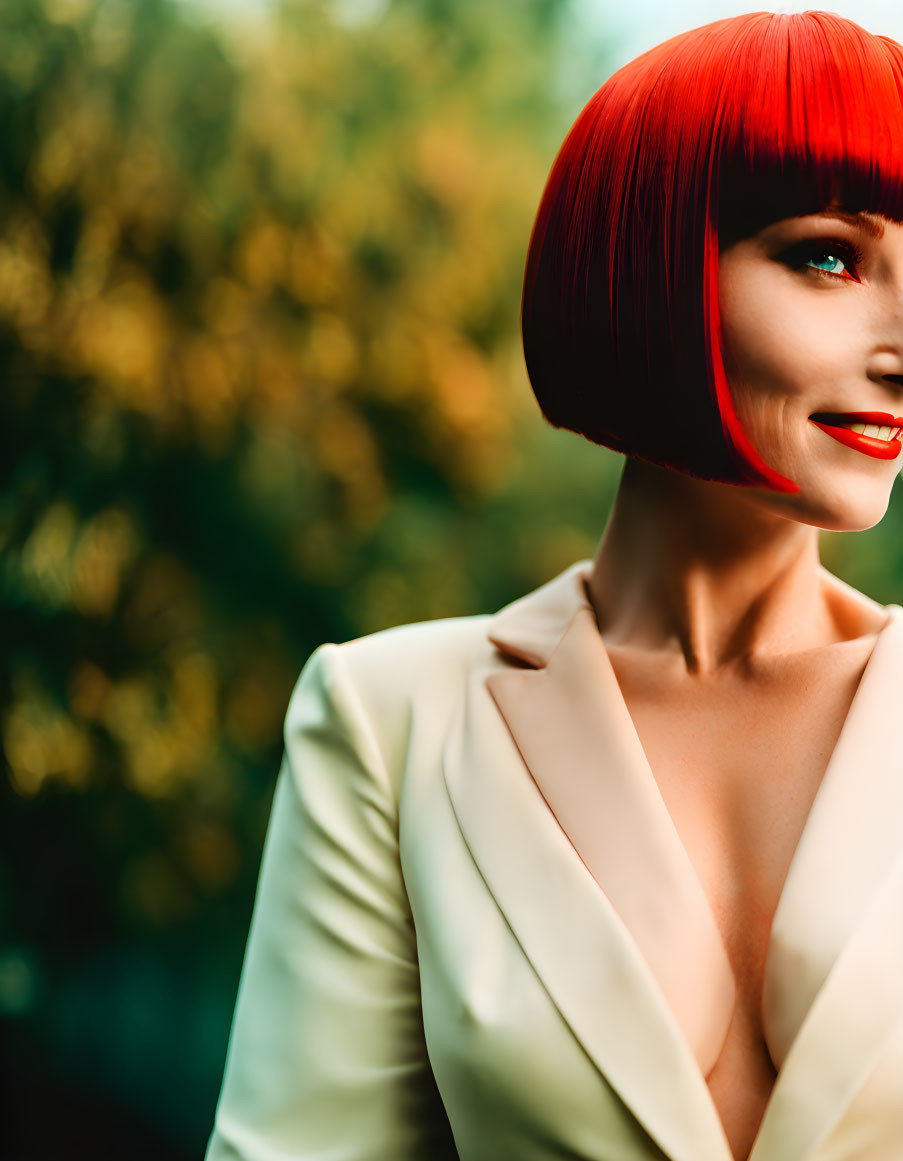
[789,478,894,533]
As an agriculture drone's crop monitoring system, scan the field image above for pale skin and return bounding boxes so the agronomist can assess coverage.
[584,209,903,1161]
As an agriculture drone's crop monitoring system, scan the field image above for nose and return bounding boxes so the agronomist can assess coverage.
[867,352,903,400]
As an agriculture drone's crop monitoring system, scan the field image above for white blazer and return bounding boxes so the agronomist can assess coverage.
[205,559,903,1161]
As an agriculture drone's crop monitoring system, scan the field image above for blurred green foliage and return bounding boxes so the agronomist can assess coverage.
[3,0,903,1156]
[0,0,620,1154]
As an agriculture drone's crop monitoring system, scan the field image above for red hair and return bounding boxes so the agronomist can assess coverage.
[522,11,903,491]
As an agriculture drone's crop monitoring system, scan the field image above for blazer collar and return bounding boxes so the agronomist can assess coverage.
[485,559,593,667]
[488,561,736,1073]
[444,559,903,1161]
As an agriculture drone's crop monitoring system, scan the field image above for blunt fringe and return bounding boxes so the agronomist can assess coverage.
[521,11,903,490]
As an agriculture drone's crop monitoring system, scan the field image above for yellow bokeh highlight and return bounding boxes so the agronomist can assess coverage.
[20,500,78,608]
[72,506,139,617]
[71,207,120,298]
[171,652,218,738]
[100,652,219,799]
[17,502,140,617]
[4,678,94,797]
[235,218,292,295]
[30,88,116,197]
[247,325,309,435]
[43,0,94,27]
[0,215,53,333]
[305,311,360,390]
[203,277,252,338]
[368,317,430,403]
[415,119,480,210]
[72,278,172,411]
[313,400,387,528]
[289,227,343,308]
[424,331,494,429]
[178,335,241,435]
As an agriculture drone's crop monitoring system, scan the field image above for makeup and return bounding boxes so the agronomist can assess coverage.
[810,412,903,460]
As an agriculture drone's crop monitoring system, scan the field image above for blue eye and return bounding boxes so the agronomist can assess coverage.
[786,239,864,281]
[805,250,849,275]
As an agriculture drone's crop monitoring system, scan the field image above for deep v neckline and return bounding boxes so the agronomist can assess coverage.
[466,559,903,1161]
[504,566,903,1080]
[579,585,903,1072]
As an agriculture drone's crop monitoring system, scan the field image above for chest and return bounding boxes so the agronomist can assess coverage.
[607,642,874,1160]
[608,642,872,934]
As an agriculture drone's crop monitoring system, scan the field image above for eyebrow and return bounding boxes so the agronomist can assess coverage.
[809,207,886,239]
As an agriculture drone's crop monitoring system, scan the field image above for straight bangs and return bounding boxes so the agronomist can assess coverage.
[715,13,903,244]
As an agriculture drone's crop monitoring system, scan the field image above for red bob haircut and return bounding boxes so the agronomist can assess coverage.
[522,11,903,492]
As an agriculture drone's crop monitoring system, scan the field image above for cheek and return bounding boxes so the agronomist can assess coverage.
[720,287,842,409]
[718,287,836,469]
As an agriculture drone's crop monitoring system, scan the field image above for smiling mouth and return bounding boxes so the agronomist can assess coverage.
[809,412,903,459]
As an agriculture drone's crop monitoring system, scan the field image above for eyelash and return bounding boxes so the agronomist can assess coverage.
[785,239,865,281]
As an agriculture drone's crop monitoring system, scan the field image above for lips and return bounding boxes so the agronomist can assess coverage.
[809,412,903,460]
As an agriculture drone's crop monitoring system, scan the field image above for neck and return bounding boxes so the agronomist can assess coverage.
[585,456,869,675]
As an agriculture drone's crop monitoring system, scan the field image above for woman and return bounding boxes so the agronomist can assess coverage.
[205,12,903,1161]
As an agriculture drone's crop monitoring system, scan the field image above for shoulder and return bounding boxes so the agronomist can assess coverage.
[336,611,495,692]
[295,611,494,691]
[334,611,495,730]
[286,612,497,795]
[285,558,593,793]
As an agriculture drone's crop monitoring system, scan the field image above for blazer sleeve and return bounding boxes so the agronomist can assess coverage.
[204,642,458,1161]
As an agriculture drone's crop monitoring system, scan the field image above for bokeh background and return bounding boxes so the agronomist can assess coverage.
[4,1,903,1157]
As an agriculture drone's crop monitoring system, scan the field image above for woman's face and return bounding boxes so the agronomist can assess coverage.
[718,208,903,531]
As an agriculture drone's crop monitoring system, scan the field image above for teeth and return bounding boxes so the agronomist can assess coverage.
[846,423,901,440]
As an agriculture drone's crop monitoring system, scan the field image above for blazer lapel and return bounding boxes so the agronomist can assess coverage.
[442,561,735,1161]
[487,603,738,1074]
[445,558,903,1161]
[750,600,903,1161]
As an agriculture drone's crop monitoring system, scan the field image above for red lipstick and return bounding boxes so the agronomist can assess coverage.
[809,412,903,460]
